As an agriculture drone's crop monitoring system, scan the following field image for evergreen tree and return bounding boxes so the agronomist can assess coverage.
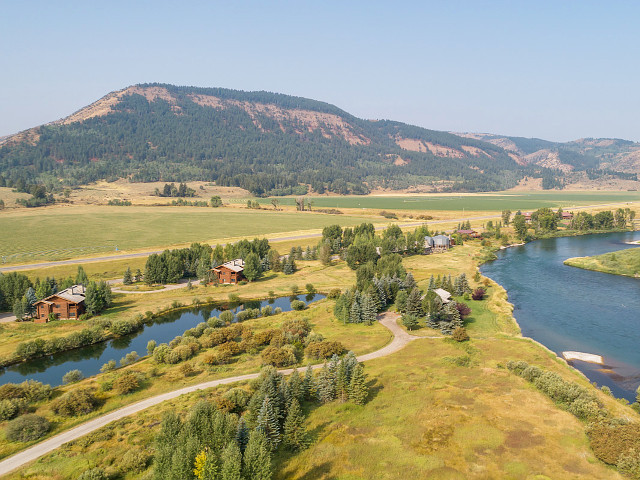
[35,280,52,300]
[75,266,89,285]
[360,293,377,325]
[394,289,408,313]
[242,430,271,480]
[318,243,332,265]
[283,398,310,451]
[24,287,37,317]
[316,363,336,403]
[349,297,362,324]
[220,441,242,480]
[295,246,303,260]
[428,275,436,291]
[348,364,368,405]
[405,287,423,317]
[243,252,263,282]
[404,272,416,292]
[13,298,25,321]
[235,417,249,454]
[193,448,218,480]
[123,267,133,285]
[288,368,303,403]
[256,396,281,449]
[304,246,312,260]
[302,365,315,400]
[402,314,420,331]
[134,269,143,282]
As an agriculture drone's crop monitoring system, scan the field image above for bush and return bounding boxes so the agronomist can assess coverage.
[113,372,141,395]
[291,300,306,311]
[305,341,346,360]
[587,421,640,465]
[208,316,226,328]
[282,318,312,339]
[51,388,99,416]
[452,327,469,342]
[202,349,232,366]
[62,369,84,385]
[327,288,341,299]
[254,329,276,346]
[223,388,250,413]
[5,414,50,442]
[120,351,139,366]
[0,399,19,421]
[261,305,273,317]
[219,310,234,324]
[274,307,283,314]
[261,346,297,367]
[111,319,135,336]
[618,448,640,478]
[402,314,420,331]
[119,448,150,474]
[455,302,472,318]
[78,468,107,480]
[305,283,316,294]
[471,288,486,300]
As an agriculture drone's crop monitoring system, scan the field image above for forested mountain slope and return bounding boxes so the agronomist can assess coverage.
[0,84,546,195]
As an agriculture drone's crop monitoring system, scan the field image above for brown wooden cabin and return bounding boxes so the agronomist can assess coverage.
[34,284,86,323]
[210,259,245,284]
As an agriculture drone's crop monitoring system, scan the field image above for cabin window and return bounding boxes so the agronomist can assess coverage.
[55,304,60,308]
[69,313,75,317]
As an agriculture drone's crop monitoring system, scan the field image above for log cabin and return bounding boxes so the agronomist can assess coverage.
[211,259,245,284]
[34,284,86,322]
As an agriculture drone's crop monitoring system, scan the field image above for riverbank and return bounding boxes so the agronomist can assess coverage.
[564,246,640,278]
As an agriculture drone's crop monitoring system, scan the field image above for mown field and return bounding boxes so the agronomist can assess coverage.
[227,191,640,211]
[565,246,640,277]
[0,207,378,262]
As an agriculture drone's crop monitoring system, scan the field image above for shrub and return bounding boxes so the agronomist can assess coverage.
[282,318,312,339]
[305,283,316,294]
[0,399,19,421]
[618,448,640,478]
[402,314,420,331]
[471,288,486,300]
[291,300,306,311]
[327,288,341,299]
[587,421,640,465]
[236,310,251,322]
[305,341,346,360]
[153,344,172,363]
[119,448,150,474]
[261,346,297,367]
[452,327,469,342]
[51,388,99,416]
[261,305,273,317]
[254,329,276,346]
[455,302,472,318]
[179,362,197,377]
[5,414,50,442]
[113,372,140,395]
[202,349,232,366]
[290,285,300,294]
[62,369,84,385]
[146,340,157,355]
[223,388,250,413]
[111,319,135,336]
[274,307,283,314]
[208,316,226,328]
[219,310,234,324]
[520,365,542,382]
[120,351,139,366]
[78,468,107,480]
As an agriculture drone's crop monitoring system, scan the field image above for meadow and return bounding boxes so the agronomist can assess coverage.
[228,190,640,211]
[0,206,378,262]
[564,246,640,277]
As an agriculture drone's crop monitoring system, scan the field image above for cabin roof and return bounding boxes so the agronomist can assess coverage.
[433,288,452,303]
[212,258,245,273]
[35,284,86,305]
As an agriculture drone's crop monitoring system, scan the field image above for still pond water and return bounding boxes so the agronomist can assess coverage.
[0,294,325,388]
[481,231,640,401]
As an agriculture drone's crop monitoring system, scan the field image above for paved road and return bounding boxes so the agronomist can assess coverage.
[0,312,414,476]
[1,201,636,274]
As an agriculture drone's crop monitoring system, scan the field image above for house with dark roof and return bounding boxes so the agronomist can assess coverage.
[34,284,86,322]
[211,259,245,284]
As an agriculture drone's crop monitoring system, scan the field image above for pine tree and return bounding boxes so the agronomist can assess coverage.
[316,363,336,403]
[235,417,249,454]
[428,275,436,291]
[406,287,423,317]
[256,396,281,449]
[304,246,312,260]
[348,364,368,405]
[302,365,315,400]
[349,297,362,324]
[360,293,376,325]
[219,441,242,480]
[193,448,219,480]
[283,398,310,451]
[24,287,37,318]
[404,272,416,291]
[243,252,263,281]
[242,430,271,480]
[75,266,89,285]
[123,267,133,285]
[135,268,143,282]
[288,368,303,403]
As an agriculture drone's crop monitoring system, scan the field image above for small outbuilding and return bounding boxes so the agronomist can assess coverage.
[211,259,245,284]
[34,284,86,322]
[423,236,435,254]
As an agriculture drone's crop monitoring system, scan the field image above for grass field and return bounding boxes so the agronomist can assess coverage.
[0,206,379,262]
[564,246,640,277]
[227,191,640,211]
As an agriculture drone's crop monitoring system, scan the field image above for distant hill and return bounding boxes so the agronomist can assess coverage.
[456,132,640,187]
[0,84,637,195]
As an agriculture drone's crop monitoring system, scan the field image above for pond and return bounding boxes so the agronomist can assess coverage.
[481,231,640,401]
[0,293,325,388]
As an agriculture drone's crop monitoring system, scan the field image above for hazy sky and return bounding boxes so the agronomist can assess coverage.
[2,1,639,141]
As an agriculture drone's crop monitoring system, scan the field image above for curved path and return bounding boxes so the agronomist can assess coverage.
[0,312,416,476]
[109,278,201,294]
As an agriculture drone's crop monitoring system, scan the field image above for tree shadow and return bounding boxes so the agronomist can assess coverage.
[365,378,383,403]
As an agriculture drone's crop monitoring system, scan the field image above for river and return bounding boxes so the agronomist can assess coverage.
[481,231,640,402]
[0,294,325,388]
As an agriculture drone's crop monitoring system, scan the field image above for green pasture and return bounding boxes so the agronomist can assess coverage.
[0,207,377,262]
[228,191,640,211]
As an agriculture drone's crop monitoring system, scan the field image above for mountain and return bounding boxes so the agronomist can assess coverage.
[0,84,636,195]
[456,133,640,187]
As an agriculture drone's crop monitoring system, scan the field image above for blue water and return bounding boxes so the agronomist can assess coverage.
[0,294,324,387]
[481,231,640,401]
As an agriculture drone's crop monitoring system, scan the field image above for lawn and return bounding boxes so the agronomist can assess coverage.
[227,191,640,212]
[0,206,379,262]
[564,246,640,277]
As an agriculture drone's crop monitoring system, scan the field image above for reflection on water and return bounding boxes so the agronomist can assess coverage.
[482,231,640,401]
[0,294,324,387]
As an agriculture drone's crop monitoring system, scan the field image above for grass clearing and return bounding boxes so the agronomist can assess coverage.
[0,206,380,262]
[565,246,640,277]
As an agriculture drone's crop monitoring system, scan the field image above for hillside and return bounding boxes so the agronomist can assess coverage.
[457,132,640,188]
[0,84,543,196]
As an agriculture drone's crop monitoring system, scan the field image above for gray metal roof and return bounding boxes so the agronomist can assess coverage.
[433,235,450,246]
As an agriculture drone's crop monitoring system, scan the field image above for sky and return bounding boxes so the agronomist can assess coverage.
[1,1,639,142]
